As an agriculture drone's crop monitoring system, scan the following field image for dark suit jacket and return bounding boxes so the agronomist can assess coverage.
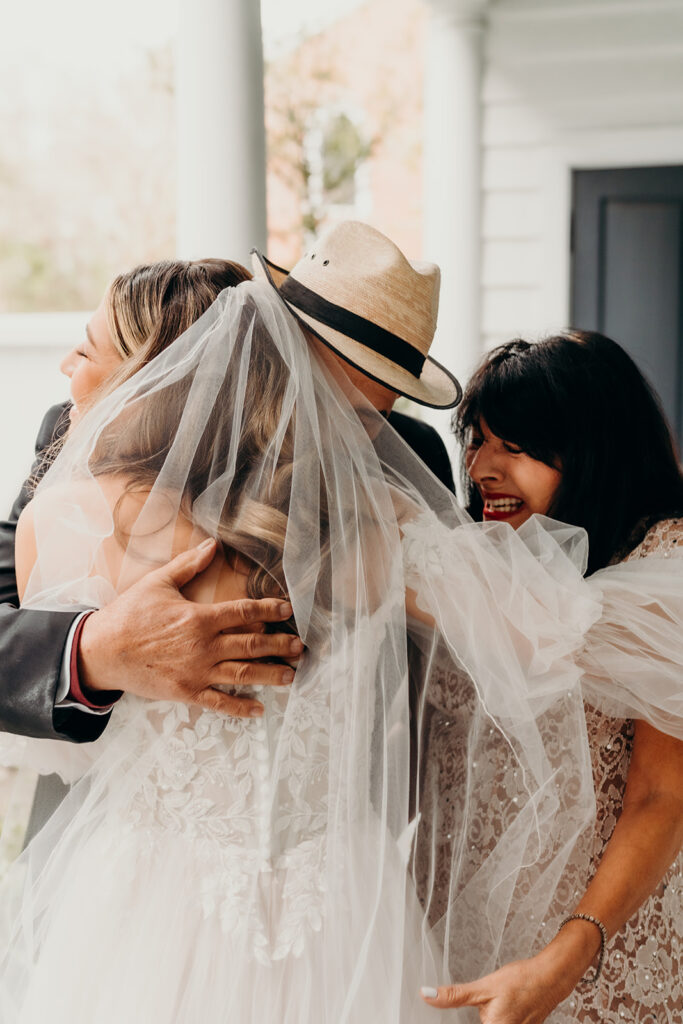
[388,411,455,493]
[0,403,110,742]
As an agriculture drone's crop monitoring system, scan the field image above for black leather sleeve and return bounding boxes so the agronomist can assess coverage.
[0,604,108,741]
[0,404,110,742]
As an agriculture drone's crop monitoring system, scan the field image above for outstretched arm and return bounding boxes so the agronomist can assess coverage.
[421,720,683,1022]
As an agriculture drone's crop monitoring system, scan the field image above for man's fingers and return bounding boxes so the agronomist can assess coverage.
[208,598,293,631]
[214,631,303,664]
[222,621,267,636]
[420,983,483,1008]
[209,659,296,690]
[196,688,264,719]
[157,538,218,590]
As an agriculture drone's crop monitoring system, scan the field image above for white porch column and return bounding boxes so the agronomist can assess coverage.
[423,0,487,434]
[176,0,267,264]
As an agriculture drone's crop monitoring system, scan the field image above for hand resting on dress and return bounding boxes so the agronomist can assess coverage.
[78,539,301,718]
[16,487,302,718]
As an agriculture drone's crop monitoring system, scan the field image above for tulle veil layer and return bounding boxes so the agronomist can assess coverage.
[0,280,680,1022]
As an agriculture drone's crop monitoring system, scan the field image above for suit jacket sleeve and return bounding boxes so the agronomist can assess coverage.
[0,404,110,742]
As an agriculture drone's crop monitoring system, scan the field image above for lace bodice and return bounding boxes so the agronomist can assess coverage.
[552,518,683,1022]
[412,517,682,1022]
[628,516,683,560]
[90,661,336,965]
[60,596,407,972]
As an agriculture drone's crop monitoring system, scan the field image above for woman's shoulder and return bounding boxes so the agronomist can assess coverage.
[623,517,683,562]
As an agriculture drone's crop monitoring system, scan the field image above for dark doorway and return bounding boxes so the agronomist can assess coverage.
[571,166,683,450]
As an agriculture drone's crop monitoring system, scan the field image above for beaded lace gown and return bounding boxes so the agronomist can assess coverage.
[415,518,683,1024]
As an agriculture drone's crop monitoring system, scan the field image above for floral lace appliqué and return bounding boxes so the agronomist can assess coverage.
[102,674,334,966]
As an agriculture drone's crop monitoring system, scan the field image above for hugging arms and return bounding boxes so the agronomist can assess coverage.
[0,353,454,745]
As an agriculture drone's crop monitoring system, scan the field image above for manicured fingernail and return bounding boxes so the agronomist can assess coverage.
[421,987,438,999]
[279,602,293,618]
[281,669,295,685]
[249,705,264,717]
[289,638,304,654]
[199,537,215,550]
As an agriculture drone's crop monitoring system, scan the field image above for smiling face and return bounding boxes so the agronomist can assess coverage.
[60,294,124,423]
[465,419,562,529]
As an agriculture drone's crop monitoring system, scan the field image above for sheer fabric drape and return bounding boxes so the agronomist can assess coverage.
[0,281,680,1021]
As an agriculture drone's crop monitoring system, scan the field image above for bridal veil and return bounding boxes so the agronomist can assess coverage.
[0,280,680,1022]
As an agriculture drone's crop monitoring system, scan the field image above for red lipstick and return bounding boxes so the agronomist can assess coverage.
[481,493,524,522]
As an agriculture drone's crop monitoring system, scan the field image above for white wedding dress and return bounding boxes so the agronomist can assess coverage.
[0,284,445,1023]
[1,614,434,1023]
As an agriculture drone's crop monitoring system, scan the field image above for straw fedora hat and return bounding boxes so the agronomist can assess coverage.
[251,220,462,409]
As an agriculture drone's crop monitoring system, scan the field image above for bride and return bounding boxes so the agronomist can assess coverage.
[0,231,579,1020]
[1,225,680,1023]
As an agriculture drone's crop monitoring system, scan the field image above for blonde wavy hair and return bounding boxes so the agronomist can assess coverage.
[42,259,308,622]
[102,258,252,394]
[89,296,319,632]
[40,258,250,465]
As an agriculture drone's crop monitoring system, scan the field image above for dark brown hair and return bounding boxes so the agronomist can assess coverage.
[454,331,683,573]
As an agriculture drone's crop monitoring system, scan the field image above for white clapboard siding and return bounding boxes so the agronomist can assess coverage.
[482,240,543,287]
[493,0,683,11]
[479,0,683,341]
[482,105,549,147]
[482,191,544,239]
[484,55,683,104]
[481,286,544,334]
[482,147,544,190]
[490,95,683,133]
[488,28,683,64]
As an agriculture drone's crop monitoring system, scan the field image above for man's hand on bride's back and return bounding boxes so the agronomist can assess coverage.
[75,539,301,718]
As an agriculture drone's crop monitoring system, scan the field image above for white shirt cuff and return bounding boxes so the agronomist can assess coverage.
[55,612,110,715]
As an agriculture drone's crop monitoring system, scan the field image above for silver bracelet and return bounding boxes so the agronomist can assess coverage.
[557,913,608,985]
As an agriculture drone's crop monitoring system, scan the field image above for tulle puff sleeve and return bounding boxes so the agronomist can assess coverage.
[580,517,683,739]
[402,510,683,983]
[402,510,601,720]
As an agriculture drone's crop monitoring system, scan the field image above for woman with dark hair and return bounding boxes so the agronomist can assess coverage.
[422,331,683,1022]
[456,331,683,573]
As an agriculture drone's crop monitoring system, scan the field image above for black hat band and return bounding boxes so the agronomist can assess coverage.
[279,276,427,378]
